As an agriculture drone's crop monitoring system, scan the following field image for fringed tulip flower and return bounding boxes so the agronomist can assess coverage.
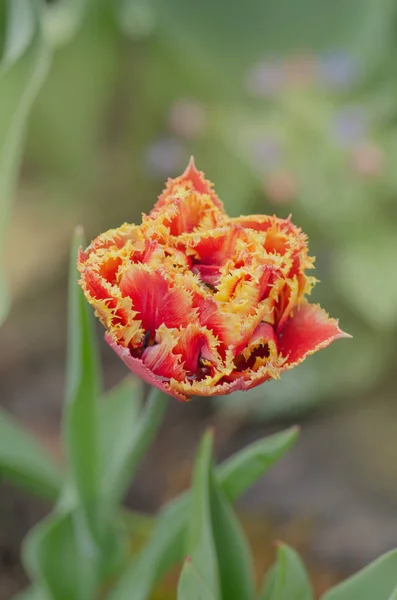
[78,158,349,401]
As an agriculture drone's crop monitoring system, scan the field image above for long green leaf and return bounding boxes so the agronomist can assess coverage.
[217,426,300,501]
[98,377,142,495]
[178,558,217,600]
[388,587,397,600]
[209,467,255,600]
[101,385,168,515]
[65,227,101,405]
[0,0,50,325]
[109,426,298,600]
[62,228,102,542]
[22,510,99,600]
[185,430,220,598]
[321,550,397,600]
[260,543,314,600]
[0,407,61,501]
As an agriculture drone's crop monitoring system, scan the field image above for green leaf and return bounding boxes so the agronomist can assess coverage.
[209,467,255,600]
[98,377,142,496]
[321,550,397,600]
[178,558,217,600]
[1,0,35,65]
[65,227,101,405]
[0,407,61,501]
[260,566,277,599]
[218,426,299,502]
[27,10,119,176]
[100,385,168,515]
[185,430,220,599]
[42,0,90,47]
[388,587,397,600]
[22,510,99,600]
[62,228,102,542]
[0,0,50,325]
[260,543,314,600]
[109,426,298,600]
[11,587,47,600]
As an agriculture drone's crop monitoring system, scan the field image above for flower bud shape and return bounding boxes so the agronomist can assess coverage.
[78,158,349,401]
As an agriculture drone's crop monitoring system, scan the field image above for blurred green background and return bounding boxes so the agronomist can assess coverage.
[1,0,397,597]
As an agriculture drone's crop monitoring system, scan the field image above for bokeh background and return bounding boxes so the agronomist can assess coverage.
[1,0,397,597]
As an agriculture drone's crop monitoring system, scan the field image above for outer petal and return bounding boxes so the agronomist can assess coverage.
[105,333,189,402]
[278,302,351,367]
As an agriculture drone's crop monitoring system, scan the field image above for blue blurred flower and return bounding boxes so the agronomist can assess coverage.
[331,105,367,147]
[317,52,361,90]
[250,136,283,170]
[245,59,285,98]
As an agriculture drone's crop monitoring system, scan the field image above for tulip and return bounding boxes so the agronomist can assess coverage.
[78,158,349,401]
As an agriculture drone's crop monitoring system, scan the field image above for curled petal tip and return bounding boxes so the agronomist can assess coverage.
[280,303,350,369]
[185,155,196,171]
[339,330,353,339]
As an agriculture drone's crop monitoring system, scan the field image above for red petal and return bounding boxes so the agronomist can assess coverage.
[82,270,110,301]
[142,342,185,381]
[191,264,221,287]
[182,226,243,266]
[119,265,197,331]
[278,302,350,366]
[191,290,236,349]
[174,323,220,374]
[106,333,188,401]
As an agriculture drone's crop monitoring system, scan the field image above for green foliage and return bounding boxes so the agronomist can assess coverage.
[28,9,120,177]
[178,558,217,600]
[260,543,314,600]
[12,587,45,600]
[0,0,50,325]
[23,510,99,600]
[185,431,221,599]
[321,550,397,600]
[63,227,103,542]
[0,407,61,501]
[109,427,299,600]
[209,468,255,600]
